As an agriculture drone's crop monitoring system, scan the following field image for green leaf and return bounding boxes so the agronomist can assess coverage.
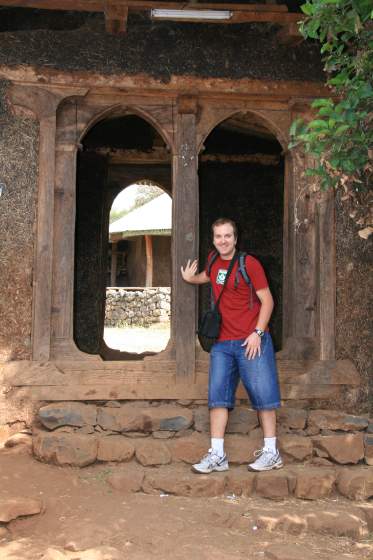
[307,119,329,129]
[301,3,314,16]
[335,124,351,135]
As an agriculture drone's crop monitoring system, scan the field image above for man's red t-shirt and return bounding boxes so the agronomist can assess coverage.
[206,253,269,341]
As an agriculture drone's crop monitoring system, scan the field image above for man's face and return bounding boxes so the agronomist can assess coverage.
[213,223,237,260]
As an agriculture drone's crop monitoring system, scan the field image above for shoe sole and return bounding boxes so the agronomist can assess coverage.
[247,461,283,472]
[191,464,229,474]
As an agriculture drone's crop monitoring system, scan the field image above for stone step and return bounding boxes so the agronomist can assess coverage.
[89,461,373,503]
[29,401,373,469]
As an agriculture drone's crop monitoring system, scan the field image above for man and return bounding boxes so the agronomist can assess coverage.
[181,217,282,473]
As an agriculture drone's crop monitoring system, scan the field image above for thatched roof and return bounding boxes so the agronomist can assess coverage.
[109,192,171,238]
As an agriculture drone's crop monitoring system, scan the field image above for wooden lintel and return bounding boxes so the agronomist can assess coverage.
[0,1,304,27]
[0,1,290,14]
[104,1,128,34]
[93,147,280,165]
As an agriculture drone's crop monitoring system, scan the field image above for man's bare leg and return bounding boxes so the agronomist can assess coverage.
[258,409,276,438]
[210,407,229,438]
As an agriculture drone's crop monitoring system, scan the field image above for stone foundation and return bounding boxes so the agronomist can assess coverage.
[32,401,372,472]
[105,287,171,327]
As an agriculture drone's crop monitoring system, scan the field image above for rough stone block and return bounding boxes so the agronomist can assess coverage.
[106,468,144,492]
[305,511,368,539]
[308,410,368,432]
[278,434,313,462]
[0,497,43,522]
[255,472,289,499]
[277,408,307,430]
[294,468,336,499]
[33,430,98,467]
[312,433,364,464]
[358,504,373,532]
[226,407,259,434]
[337,468,373,500]
[364,434,373,465]
[193,407,210,432]
[38,402,97,430]
[224,470,256,497]
[256,513,306,535]
[226,434,262,465]
[135,440,171,466]
[97,404,192,433]
[169,432,209,464]
[97,436,135,462]
[143,470,225,497]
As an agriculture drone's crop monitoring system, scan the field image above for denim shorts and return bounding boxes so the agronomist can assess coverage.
[208,332,281,411]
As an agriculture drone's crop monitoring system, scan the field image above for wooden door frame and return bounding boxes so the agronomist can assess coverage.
[8,81,335,377]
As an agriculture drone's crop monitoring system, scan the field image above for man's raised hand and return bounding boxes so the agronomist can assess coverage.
[181,259,198,283]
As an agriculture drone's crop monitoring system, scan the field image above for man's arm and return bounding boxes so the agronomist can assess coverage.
[181,259,210,285]
[242,287,274,359]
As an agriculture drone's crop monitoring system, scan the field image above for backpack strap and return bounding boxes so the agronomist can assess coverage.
[207,250,219,277]
[234,252,254,309]
[234,252,252,288]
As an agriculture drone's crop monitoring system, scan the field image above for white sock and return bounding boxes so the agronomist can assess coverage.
[263,437,277,454]
[211,438,224,457]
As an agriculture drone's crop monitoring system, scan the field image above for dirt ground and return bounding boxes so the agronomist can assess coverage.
[1,446,372,560]
[104,325,170,354]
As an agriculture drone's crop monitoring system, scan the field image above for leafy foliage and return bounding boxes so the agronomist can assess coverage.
[290,0,373,237]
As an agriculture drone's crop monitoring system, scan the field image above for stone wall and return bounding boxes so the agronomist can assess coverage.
[33,400,373,474]
[105,287,171,327]
[0,80,39,362]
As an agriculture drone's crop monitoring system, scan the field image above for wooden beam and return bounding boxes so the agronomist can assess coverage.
[94,148,280,166]
[0,1,305,29]
[144,234,153,287]
[104,1,128,34]
[0,1,290,13]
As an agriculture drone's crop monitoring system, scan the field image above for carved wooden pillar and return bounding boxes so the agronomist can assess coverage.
[318,188,335,359]
[286,148,319,359]
[172,96,199,377]
[8,85,70,361]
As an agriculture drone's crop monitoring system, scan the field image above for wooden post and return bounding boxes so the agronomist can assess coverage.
[110,242,118,286]
[318,188,336,359]
[145,235,153,287]
[172,96,199,378]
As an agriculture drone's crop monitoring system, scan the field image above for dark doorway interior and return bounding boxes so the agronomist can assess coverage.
[74,113,171,357]
[199,113,284,350]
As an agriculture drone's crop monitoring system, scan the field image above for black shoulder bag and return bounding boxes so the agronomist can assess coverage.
[197,252,238,353]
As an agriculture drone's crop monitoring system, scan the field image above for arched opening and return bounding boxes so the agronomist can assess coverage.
[73,113,172,359]
[198,111,284,350]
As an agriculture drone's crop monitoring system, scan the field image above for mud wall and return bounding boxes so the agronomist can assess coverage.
[0,80,39,362]
[199,162,284,350]
[0,13,324,83]
[335,193,373,410]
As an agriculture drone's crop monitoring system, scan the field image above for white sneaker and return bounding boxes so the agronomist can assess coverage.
[247,448,283,472]
[192,449,229,474]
